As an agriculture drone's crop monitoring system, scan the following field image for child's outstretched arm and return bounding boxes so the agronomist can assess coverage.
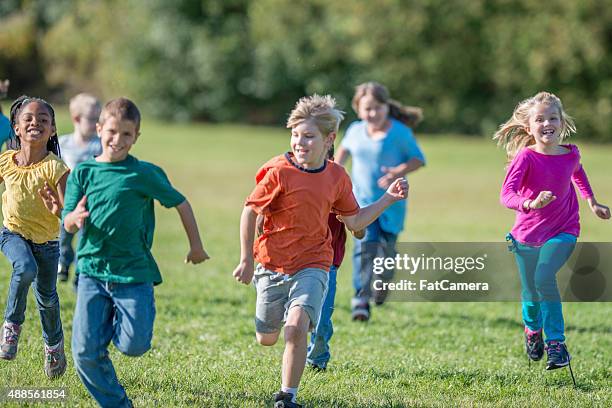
[232,205,258,285]
[339,177,408,232]
[175,200,210,264]
[38,172,70,218]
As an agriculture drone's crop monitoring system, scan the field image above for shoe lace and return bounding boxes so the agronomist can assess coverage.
[45,346,63,364]
[3,324,19,344]
[526,331,542,348]
[547,341,564,359]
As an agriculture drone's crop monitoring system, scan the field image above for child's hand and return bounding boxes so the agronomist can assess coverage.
[69,196,90,229]
[233,260,254,285]
[377,166,398,189]
[38,182,62,217]
[384,178,409,201]
[588,199,611,220]
[185,246,210,264]
[529,191,556,209]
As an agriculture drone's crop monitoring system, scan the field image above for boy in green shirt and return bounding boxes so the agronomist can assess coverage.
[63,97,209,408]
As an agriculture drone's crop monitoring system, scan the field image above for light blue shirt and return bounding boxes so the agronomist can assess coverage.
[340,119,425,235]
[58,133,102,170]
[0,113,11,148]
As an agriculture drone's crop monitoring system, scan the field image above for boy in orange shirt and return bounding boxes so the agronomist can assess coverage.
[233,94,408,408]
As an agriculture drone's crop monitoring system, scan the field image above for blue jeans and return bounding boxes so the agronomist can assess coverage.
[307,265,337,367]
[352,219,397,301]
[0,227,63,346]
[59,225,81,269]
[508,232,576,343]
[72,275,155,408]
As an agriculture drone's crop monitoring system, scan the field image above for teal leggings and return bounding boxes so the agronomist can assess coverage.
[507,232,576,343]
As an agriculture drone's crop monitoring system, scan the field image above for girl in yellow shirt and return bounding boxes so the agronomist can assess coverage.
[0,96,69,378]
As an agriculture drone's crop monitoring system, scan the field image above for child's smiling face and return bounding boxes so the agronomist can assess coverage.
[290,118,333,169]
[526,103,562,147]
[97,116,139,162]
[357,93,389,130]
[14,101,55,147]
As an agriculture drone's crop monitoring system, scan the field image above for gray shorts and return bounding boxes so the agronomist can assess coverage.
[254,264,329,334]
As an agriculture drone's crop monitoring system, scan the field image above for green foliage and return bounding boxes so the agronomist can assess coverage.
[0,0,610,139]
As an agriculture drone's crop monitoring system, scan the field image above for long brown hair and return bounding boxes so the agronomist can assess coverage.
[352,82,423,128]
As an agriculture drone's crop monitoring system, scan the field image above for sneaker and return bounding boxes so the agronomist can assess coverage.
[273,391,302,408]
[524,327,544,361]
[57,264,69,282]
[351,298,370,322]
[0,322,21,360]
[545,341,571,370]
[44,339,67,378]
[373,288,388,306]
[307,362,327,372]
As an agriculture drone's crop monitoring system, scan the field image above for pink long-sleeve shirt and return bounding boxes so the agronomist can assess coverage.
[500,144,593,246]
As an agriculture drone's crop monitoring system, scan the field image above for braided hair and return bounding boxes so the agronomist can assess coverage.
[6,95,61,157]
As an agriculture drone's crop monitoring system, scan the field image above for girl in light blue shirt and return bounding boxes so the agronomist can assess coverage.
[337,82,426,321]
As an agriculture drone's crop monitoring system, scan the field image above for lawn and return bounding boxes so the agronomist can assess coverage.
[0,115,610,407]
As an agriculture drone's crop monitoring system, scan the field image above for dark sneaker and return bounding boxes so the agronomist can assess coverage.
[44,340,67,378]
[351,298,370,322]
[524,327,544,361]
[0,322,21,360]
[273,391,302,408]
[546,341,570,370]
[307,362,327,372]
[57,264,69,282]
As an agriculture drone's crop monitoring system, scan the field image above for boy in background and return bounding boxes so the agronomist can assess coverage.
[57,93,102,284]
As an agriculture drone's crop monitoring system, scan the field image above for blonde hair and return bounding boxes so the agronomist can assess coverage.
[286,94,344,135]
[69,93,101,117]
[352,82,423,128]
[493,91,576,161]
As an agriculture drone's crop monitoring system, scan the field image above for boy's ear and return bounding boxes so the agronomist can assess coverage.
[327,131,337,144]
[96,122,102,134]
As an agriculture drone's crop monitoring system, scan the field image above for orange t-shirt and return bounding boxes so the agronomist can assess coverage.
[246,153,359,274]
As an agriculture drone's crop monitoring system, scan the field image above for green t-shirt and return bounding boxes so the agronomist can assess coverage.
[62,155,185,284]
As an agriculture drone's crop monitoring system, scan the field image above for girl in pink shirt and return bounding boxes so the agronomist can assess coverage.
[495,91,609,372]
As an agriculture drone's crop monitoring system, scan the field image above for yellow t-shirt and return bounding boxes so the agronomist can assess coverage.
[0,150,69,243]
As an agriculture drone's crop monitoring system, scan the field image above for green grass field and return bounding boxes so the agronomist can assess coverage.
[0,115,610,407]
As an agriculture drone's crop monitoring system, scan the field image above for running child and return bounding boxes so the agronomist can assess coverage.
[233,94,408,408]
[495,91,610,370]
[306,145,364,372]
[64,97,209,408]
[336,81,425,321]
[57,93,102,284]
[0,96,69,378]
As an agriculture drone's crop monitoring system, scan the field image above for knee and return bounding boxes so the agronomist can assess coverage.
[256,332,279,346]
[284,324,308,344]
[116,339,151,357]
[12,260,37,285]
[37,292,59,309]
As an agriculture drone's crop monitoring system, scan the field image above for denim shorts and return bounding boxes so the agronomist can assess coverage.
[254,264,328,334]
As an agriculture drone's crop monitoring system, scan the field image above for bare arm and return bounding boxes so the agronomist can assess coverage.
[38,171,70,218]
[176,200,209,264]
[340,178,409,232]
[587,196,611,220]
[335,146,350,167]
[232,205,258,284]
[378,158,424,188]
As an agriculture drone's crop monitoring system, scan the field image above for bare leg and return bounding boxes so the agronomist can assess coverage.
[282,306,310,388]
